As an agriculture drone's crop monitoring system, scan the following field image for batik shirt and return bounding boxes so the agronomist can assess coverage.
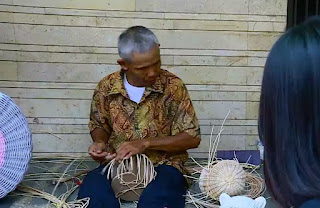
[89,69,201,175]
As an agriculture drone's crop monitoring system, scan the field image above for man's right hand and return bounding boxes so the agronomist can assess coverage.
[88,142,116,163]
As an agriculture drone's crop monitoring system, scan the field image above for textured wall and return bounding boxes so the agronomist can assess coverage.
[0,0,287,157]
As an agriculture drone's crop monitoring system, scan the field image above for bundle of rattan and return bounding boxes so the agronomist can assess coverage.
[17,185,90,208]
[6,155,91,208]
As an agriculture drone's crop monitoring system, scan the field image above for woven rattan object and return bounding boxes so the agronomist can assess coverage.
[102,154,156,201]
[186,111,266,208]
[0,92,32,198]
[199,160,246,200]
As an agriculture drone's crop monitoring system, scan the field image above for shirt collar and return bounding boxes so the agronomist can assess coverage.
[108,69,164,96]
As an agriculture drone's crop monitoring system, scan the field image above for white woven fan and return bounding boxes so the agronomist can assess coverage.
[0,91,32,198]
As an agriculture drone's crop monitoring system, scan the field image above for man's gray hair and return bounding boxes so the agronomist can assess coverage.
[118,26,159,61]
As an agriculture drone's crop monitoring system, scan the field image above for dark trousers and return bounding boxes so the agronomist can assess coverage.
[78,164,188,208]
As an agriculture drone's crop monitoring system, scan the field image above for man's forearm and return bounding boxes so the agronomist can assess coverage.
[90,128,109,143]
[143,132,200,152]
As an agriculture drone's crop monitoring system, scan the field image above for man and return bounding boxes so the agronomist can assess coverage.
[78,26,201,208]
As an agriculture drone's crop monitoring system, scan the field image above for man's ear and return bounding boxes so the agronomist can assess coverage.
[117,59,129,71]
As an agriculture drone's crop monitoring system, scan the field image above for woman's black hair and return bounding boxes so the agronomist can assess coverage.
[259,16,320,207]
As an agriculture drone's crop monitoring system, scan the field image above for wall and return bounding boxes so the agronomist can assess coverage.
[0,0,287,157]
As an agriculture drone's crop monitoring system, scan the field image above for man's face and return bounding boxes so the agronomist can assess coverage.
[121,45,161,87]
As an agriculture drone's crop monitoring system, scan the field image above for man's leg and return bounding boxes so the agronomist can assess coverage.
[77,165,120,208]
[138,165,188,208]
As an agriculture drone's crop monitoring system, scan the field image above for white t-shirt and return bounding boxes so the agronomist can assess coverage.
[124,74,145,103]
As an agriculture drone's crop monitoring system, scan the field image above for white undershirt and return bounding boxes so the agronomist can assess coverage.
[124,73,145,103]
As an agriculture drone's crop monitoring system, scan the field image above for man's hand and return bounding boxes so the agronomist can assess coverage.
[88,142,116,163]
[115,140,149,162]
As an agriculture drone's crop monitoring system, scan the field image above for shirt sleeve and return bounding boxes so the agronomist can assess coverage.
[171,82,201,139]
[88,83,112,136]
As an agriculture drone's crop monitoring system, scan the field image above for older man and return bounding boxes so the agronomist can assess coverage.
[78,26,201,208]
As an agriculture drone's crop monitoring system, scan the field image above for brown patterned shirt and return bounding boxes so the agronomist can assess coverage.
[89,69,201,175]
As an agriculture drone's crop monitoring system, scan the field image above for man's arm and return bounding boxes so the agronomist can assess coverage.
[145,132,200,151]
[91,127,109,143]
[115,132,200,161]
[88,83,115,162]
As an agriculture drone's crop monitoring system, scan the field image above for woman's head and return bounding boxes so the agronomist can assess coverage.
[259,16,320,207]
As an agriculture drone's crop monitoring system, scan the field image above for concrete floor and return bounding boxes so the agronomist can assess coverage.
[0,161,279,208]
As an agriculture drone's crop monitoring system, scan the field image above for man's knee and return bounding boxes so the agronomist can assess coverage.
[78,166,120,208]
[138,191,186,208]
[79,167,108,190]
[155,165,188,189]
[138,165,187,208]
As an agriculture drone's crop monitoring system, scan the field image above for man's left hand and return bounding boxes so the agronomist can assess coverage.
[115,140,149,162]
